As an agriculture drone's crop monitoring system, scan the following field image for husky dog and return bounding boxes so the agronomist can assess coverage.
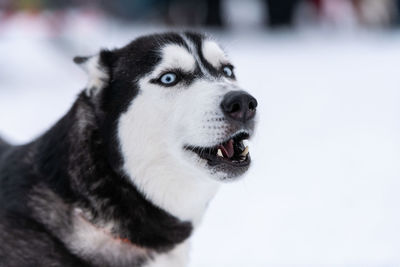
[0,32,257,267]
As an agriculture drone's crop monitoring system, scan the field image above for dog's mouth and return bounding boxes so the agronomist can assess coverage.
[185,131,251,170]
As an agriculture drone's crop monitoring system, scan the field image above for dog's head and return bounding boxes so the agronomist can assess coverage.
[75,32,257,184]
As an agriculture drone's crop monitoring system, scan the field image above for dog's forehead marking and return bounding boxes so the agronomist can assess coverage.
[153,44,195,75]
[202,40,228,69]
[180,34,212,78]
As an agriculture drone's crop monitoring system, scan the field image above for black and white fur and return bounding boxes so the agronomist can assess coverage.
[0,32,257,267]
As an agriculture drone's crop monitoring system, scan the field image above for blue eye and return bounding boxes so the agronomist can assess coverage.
[222,66,233,77]
[160,72,177,85]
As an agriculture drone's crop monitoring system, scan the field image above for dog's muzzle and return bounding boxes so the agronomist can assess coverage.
[185,90,258,179]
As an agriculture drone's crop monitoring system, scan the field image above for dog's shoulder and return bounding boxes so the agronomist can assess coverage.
[0,136,10,158]
[0,144,86,267]
[0,215,90,267]
[0,144,35,214]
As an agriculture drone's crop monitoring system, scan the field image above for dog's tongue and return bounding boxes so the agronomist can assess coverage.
[219,139,234,159]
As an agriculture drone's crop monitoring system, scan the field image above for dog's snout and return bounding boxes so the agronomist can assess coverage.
[221,90,257,123]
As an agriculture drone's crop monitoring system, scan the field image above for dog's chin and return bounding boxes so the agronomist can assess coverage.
[184,131,251,182]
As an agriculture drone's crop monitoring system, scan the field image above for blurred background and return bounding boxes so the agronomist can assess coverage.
[1,0,400,266]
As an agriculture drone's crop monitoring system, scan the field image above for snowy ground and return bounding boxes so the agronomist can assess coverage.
[1,17,400,267]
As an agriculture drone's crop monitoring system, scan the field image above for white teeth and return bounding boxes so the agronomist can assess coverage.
[217,149,223,157]
[241,146,249,156]
[243,140,249,147]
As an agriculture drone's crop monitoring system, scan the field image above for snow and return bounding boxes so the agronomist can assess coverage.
[191,31,400,267]
[1,17,400,266]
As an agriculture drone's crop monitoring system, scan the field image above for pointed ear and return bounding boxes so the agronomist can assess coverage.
[73,50,114,97]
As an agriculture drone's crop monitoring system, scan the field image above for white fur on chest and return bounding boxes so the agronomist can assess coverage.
[65,208,149,266]
[66,209,190,267]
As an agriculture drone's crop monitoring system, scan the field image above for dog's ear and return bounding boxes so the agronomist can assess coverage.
[73,50,114,97]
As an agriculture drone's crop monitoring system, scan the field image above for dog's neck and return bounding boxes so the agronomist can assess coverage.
[33,94,194,252]
[123,154,220,225]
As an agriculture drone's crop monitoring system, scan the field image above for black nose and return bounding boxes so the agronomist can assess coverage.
[221,90,257,123]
